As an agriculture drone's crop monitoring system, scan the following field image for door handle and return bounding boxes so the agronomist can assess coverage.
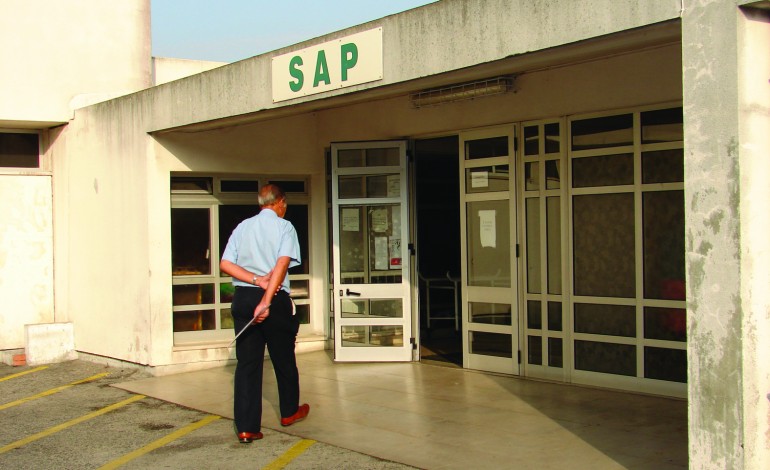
[346,289,361,297]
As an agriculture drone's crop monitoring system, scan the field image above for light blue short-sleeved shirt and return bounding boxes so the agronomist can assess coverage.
[221,208,301,293]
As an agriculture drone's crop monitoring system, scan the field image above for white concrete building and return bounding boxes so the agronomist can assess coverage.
[1,0,768,467]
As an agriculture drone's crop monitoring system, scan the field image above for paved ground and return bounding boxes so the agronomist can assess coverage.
[0,359,418,469]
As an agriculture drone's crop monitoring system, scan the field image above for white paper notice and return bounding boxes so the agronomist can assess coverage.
[389,237,402,269]
[342,208,359,232]
[387,175,400,197]
[375,236,389,270]
[471,171,489,188]
[479,210,496,248]
[371,208,388,232]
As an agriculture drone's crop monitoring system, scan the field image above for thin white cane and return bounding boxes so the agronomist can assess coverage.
[229,303,271,346]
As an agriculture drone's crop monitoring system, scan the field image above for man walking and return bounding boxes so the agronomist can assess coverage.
[220,184,309,443]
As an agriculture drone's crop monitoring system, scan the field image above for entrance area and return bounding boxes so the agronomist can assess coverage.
[413,136,462,367]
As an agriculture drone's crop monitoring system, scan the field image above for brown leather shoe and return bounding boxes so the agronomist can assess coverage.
[280,403,310,427]
[237,431,263,443]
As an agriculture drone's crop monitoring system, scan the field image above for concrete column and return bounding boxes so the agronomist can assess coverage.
[684,1,770,468]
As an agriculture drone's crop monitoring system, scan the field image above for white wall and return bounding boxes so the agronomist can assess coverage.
[0,0,151,126]
[0,175,54,349]
[152,58,227,86]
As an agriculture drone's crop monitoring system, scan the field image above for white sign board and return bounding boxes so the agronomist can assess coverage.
[272,28,383,102]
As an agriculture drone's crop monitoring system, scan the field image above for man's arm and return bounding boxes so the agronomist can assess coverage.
[253,256,291,323]
[220,260,272,288]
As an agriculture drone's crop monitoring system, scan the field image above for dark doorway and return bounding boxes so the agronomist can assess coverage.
[414,136,462,367]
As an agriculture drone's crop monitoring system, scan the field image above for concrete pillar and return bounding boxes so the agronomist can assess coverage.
[25,322,78,365]
[683,1,770,468]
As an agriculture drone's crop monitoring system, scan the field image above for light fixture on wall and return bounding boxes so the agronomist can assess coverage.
[410,76,516,108]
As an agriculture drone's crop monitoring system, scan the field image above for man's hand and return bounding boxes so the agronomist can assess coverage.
[257,269,273,289]
[253,302,270,323]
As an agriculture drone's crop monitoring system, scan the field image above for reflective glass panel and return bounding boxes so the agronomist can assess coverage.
[339,204,404,284]
[544,123,560,154]
[548,338,563,368]
[547,302,562,331]
[546,197,562,295]
[0,132,39,168]
[289,280,310,299]
[466,165,509,193]
[172,284,214,306]
[525,162,539,191]
[469,302,511,325]
[528,335,542,365]
[341,325,403,347]
[524,125,539,155]
[526,198,541,293]
[219,205,258,261]
[574,303,636,337]
[527,300,541,329]
[220,180,259,192]
[643,191,685,300]
[338,174,400,198]
[171,208,211,275]
[295,304,310,324]
[220,308,234,329]
[220,282,234,303]
[470,331,512,358]
[466,200,510,287]
[284,204,310,275]
[466,136,508,159]
[571,114,633,150]
[642,149,684,184]
[573,193,635,297]
[338,148,400,167]
[341,299,403,318]
[572,153,634,188]
[641,107,683,144]
[645,347,686,382]
[173,310,216,332]
[545,160,561,189]
[574,340,636,377]
[644,307,686,342]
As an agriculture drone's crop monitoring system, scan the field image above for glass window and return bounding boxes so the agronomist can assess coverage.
[268,180,306,193]
[546,197,562,295]
[645,347,686,382]
[338,174,400,198]
[341,325,403,347]
[544,123,560,154]
[295,303,310,324]
[470,331,512,358]
[466,200,510,287]
[465,165,509,193]
[466,136,508,159]
[644,307,686,342]
[545,160,561,189]
[220,180,259,192]
[290,280,310,299]
[285,204,310,275]
[571,114,633,151]
[572,153,634,188]
[574,340,636,377]
[170,177,213,194]
[338,148,400,168]
[339,204,402,284]
[0,132,39,168]
[524,125,539,155]
[172,284,215,306]
[548,338,563,368]
[573,193,635,298]
[641,107,683,144]
[469,302,511,325]
[642,149,684,184]
[525,162,539,191]
[574,303,636,337]
[528,336,542,365]
[525,198,541,294]
[547,302,562,331]
[526,300,541,329]
[173,310,216,332]
[220,308,234,329]
[218,205,259,261]
[643,191,685,300]
[171,208,211,275]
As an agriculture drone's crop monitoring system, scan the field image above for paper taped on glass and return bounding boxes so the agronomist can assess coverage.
[479,209,496,248]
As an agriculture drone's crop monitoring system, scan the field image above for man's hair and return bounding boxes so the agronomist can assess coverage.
[258,184,285,207]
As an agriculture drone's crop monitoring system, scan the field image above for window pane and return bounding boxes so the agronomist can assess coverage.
[171,208,211,275]
[170,177,213,194]
[546,197,562,295]
[645,347,686,382]
[268,180,306,193]
[367,205,403,283]
[467,200,510,287]
[526,198,541,293]
[544,123,560,154]
[547,302,562,331]
[524,125,539,155]
[644,307,686,342]
[173,310,216,332]
[220,180,259,192]
[289,279,309,298]
[220,282,234,303]
[338,174,400,198]
[525,162,539,191]
[295,303,310,324]
[575,340,636,377]
[528,335,542,365]
[466,165,509,193]
[218,205,259,261]
[643,191,685,300]
[338,148,400,168]
[220,308,234,329]
[526,300,541,329]
[641,107,683,144]
[339,206,365,283]
[341,325,403,347]
[341,299,403,318]
[642,149,684,184]
[466,136,508,159]
[548,337,563,367]
[571,114,633,150]
[0,132,39,168]
[469,302,511,325]
[574,303,636,337]
[572,153,634,188]
[284,204,309,275]
[172,284,214,306]
[573,194,635,297]
[470,331,512,358]
[545,160,561,189]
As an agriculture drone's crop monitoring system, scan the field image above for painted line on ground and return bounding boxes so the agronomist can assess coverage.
[262,439,317,470]
[97,414,221,470]
[0,372,109,411]
[0,394,146,454]
[0,366,49,382]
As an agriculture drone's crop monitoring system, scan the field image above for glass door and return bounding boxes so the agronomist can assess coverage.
[459,126,520,374]
[331,141,412,362]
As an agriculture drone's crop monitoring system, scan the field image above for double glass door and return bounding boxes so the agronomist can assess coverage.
[331,141,412,362]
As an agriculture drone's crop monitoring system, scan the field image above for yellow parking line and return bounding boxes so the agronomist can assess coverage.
[0,394,146,455]
[97,414,221,469]
[0,366,48,382]
[0,372,109,411]
[263,439,316,470]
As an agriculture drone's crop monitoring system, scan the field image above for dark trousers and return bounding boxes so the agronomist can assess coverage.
[232,287,300,433]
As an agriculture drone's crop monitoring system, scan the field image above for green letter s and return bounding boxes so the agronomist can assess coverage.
[289,56,303,92]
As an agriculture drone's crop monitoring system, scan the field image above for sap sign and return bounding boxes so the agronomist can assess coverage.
[272,28,382,102]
